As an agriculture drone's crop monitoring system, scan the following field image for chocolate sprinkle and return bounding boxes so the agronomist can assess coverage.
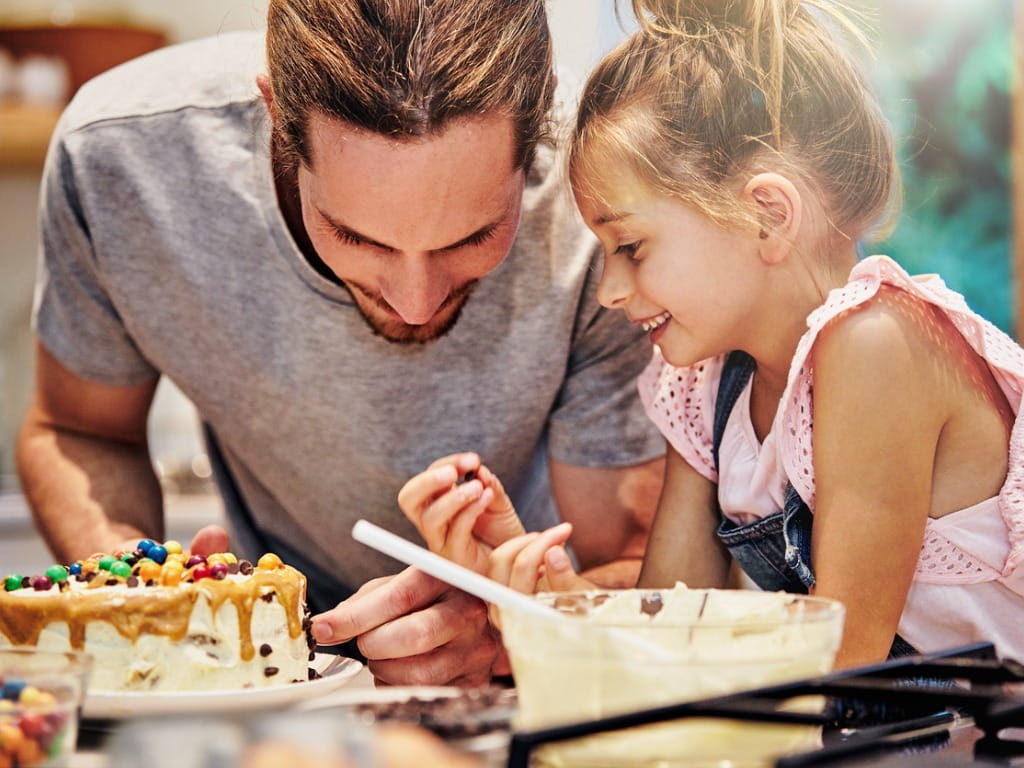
[264,667,279,677]
[259,643,273,657]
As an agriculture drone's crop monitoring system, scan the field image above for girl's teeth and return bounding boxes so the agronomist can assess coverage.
[642,312,670,332]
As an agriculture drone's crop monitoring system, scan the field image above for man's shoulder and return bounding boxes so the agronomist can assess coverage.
[59,31,264,136]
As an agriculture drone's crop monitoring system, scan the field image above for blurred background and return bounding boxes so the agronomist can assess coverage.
[0,0,1018,527]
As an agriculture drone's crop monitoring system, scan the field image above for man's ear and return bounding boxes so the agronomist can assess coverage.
[256,73,276,124]
[742,172,802,265]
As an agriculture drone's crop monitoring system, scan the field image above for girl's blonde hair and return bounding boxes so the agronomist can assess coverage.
[266,0,553,171]
[569,0,900,242]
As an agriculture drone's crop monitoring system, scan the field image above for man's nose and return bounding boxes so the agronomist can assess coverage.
[382,255,452,325]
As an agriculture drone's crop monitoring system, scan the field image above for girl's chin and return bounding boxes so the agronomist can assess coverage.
[657,343,704,369]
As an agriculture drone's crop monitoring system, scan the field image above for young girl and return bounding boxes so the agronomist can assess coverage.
[399,0,1024,668]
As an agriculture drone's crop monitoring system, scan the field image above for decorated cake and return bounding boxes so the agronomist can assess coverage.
[0,540,316,692]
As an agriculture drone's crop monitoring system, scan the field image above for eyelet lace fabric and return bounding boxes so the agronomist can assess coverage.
[638,255,1024,585]
[638,353,720,482]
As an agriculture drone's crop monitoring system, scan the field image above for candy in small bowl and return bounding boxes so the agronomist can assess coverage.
[0,649,92,767]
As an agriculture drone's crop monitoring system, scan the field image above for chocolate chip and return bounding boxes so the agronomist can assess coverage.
[260,592,275,603]
[105,578,119,586]
[308,651,316,662]
[20,577,29,589]
[131,565,141,577]
[75,573,87,582]
[58,580,70,592]
[126,576,140,588]
[640,593,663,617]
[259,644,273,657]
[145,579,156,587]
[264,667,279,677]
[239,560,254,575]
[84,572,97,583]
[308,668,321,681]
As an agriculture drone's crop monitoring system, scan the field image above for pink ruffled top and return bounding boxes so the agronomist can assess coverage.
[638,255,1024,658]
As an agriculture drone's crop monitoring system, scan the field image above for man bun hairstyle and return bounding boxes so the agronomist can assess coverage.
[571,0,900,243]
[266,0,554,171]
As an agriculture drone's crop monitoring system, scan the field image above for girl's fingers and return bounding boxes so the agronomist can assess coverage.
[540,545,581,591]
[507,523,573,593]
[418,479,486,550]
[489,533,542,587]
[398,454,481,526]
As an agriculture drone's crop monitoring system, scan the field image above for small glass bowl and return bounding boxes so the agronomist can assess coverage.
[0,648,93,767]
[498,587,845,767]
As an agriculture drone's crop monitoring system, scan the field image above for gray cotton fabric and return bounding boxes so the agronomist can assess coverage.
[33,32,664,613]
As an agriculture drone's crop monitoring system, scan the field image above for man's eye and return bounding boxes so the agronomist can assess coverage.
[331,228,363,247]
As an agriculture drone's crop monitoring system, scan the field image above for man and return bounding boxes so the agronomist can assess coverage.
[17,0,664,685]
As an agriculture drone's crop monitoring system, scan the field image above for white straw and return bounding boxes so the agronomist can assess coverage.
[351,519,555,618]
[351,520,673,661]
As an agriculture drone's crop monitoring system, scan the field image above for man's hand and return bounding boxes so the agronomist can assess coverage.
[310,566,508,686]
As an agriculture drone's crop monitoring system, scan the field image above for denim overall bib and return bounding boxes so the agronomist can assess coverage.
[712,350,917,659]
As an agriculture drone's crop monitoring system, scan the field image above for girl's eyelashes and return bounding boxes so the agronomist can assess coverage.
[614,241,642,260]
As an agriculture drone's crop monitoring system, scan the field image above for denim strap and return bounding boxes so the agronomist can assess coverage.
[712,351,816,590]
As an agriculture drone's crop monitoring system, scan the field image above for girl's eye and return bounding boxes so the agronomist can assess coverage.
[615,242,641,261]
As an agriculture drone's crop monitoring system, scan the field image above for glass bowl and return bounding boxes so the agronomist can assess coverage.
[0,648,93,767]
[497,586,845,767]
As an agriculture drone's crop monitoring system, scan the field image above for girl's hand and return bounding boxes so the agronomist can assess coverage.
[489,522,595,594]
[399,452,525,574]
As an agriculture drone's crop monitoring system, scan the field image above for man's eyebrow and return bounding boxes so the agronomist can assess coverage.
[317,205,510,253]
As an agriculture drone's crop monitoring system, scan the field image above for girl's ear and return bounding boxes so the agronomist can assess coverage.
[256,73,277,125]
[742,172,802,265]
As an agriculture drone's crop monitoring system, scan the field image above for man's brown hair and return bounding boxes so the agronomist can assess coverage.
[266,0,554,171]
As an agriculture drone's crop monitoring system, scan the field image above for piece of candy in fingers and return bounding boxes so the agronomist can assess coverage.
[455,470,477,486]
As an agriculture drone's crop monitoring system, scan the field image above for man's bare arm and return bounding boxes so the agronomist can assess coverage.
[16,341,164,562]
[549,455,665,587]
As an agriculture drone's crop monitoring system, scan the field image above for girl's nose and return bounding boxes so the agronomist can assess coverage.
[596,256,632,310]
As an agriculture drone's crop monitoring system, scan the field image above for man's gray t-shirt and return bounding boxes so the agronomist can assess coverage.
[34,32,663,612]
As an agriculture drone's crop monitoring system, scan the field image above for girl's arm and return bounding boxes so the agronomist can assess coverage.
[810,293,948,668]
[638,444,731,589]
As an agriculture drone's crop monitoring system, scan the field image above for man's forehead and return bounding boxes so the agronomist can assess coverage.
[304,111,518,172]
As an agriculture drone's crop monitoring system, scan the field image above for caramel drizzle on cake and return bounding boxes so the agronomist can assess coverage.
[0,567,306,662]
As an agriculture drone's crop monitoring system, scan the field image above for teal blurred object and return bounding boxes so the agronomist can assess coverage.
[853,0,1014,333]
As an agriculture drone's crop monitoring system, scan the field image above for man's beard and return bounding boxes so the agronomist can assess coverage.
[346,280,477,344]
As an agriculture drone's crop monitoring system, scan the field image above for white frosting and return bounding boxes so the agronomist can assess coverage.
[0,566,311,692]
